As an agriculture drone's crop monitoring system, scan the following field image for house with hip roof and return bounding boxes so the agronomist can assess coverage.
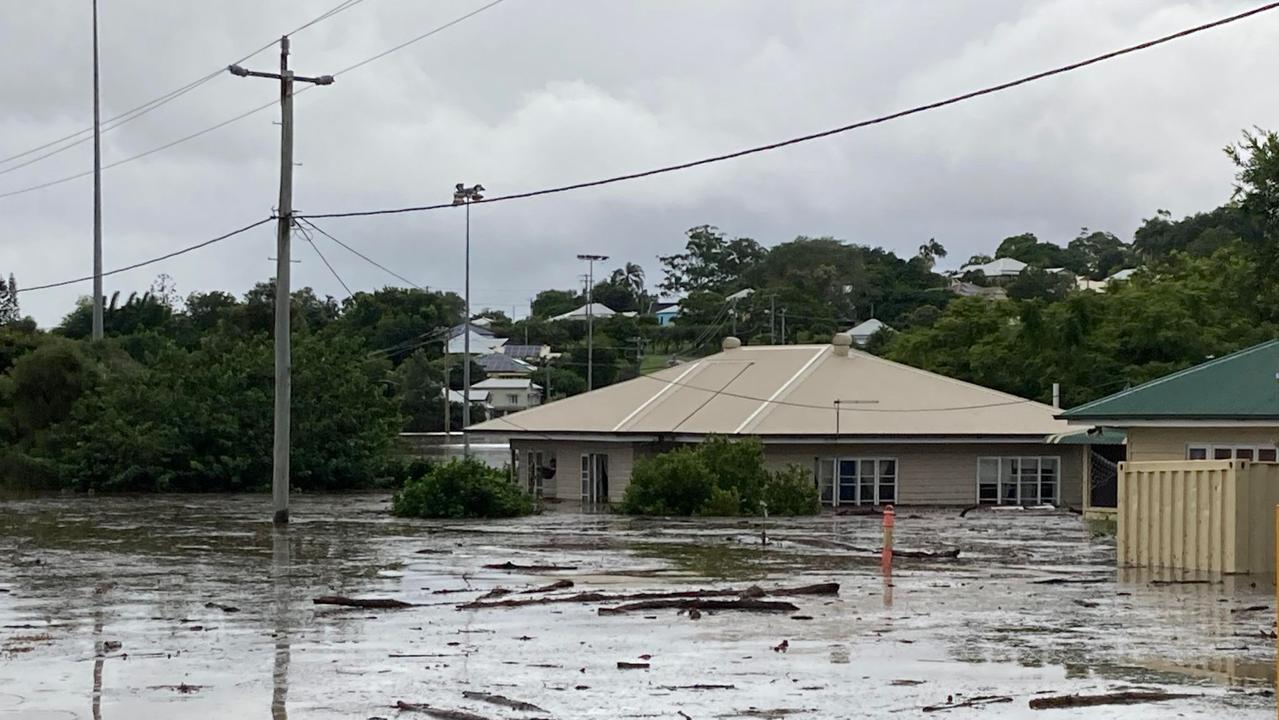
[473,334,1084,506]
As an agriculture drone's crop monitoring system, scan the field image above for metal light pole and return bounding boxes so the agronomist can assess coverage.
[228,40,333,525]
[91,0,103,341]
[577,253,608,391]
[453,183,485,458]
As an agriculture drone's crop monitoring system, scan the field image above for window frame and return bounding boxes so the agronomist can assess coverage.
[976,455,1062,506]
[815,456,898,506]
[1186,443,1278,462]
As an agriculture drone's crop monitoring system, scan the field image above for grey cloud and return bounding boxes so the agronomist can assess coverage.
[2,0,1276,325]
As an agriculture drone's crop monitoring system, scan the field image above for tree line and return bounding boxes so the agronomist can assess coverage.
[2,128,1276,491]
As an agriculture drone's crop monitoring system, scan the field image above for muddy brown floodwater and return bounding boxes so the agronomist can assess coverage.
[0,494,1273,719]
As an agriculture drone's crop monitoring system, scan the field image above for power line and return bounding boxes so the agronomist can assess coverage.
[17,217,274,293]
[299,1,1279,220]
[0,0,372,175]
[0,0,505,201]
[329,0,506,78]
[296,222,353,298]
[298,218,427,290]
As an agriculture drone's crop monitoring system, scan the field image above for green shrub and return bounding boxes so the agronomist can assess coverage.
[621,436,820,517]
[698,436,767,512]
[763,465,822,516]
[620,447,714,515]
[700,486,743,516]
[392,458,534,519]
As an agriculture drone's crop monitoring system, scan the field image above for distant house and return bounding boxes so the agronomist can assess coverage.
[726,288,755,302]
[448,331,506,355]
[949,279,1008,300]
[846,318,890,347]
[447,389,490,406]
[449,323,496,339]
[653,301,681,326]
[1076,267,1138,292]
[502,344,551,361]
[475,353,534,378]
[470,377,543,418]
[960,257,1027,282]
[551,303,617,322]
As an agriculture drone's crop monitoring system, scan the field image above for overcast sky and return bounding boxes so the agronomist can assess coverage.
[2,0,1277,326]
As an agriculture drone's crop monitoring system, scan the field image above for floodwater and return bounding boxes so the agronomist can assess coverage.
[0,494,1272,719]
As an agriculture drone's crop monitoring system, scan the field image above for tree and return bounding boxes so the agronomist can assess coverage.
[1067,229,1134,279]
[0,273,19,324]
[3,337,95,441]
[658,225,764,295]
[531,289,582,319]
[916,239,947,270]
[35,330,402,492]
[1006,268,1075,301]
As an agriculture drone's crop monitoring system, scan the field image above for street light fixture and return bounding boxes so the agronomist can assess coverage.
[454,183,484,458]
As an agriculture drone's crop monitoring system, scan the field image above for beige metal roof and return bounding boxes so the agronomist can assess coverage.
[471,341,1072,438]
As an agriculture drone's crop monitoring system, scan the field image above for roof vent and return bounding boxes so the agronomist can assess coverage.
[832,333,852,357]
[722,336,742,351]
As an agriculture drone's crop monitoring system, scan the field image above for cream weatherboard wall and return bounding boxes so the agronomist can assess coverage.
[513,440,636,504]
[1126,426,1279,462]
[762,443,1083,506]
[511,439,1083,507]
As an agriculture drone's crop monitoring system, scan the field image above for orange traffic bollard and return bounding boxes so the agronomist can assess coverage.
[882,504,895,568]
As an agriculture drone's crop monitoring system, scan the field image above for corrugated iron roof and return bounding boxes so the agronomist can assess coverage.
[1060,339,1279,421]
[472,342,1070,438]
[475,354,533,374]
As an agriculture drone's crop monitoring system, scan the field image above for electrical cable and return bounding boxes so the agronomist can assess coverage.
[0,0,505,200]
[296,222,354,298]
[16,216,275,293]
[298,217,427,290]
[0,0,372,172]
[299,1,1279,220]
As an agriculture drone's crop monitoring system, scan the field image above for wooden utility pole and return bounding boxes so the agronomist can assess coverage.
[228,39,333,525]
[91,0,103,341]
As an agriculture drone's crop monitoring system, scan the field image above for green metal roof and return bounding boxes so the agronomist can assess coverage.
[1059,339,1279,421]
[1046,427,1127,445]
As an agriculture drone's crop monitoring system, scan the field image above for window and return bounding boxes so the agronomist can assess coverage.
[976,456,1061,505]
[1187,444,1278,462]
[816,457,897,506]
[506,393,520,405]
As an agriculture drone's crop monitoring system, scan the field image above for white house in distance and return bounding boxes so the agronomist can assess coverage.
[447,323,507,355]
[471,377,543,418]
[960,257,1027,281]
[474,334,1083,506]
[846,318,890,347]
[551,303,617,322]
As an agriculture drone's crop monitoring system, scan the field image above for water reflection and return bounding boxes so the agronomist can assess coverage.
[91,610,103,720]
[272,527,291,720]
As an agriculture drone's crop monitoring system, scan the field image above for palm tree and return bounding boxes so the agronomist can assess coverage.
[622,262,646,309]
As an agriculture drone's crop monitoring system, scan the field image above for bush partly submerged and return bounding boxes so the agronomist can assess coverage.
[620,436,820,517]
[392,458,534,519]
